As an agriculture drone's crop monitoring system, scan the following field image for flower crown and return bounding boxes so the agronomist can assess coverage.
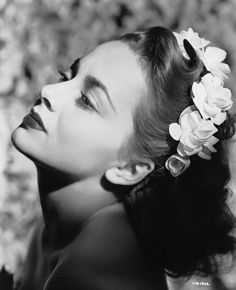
[165,28,233,177]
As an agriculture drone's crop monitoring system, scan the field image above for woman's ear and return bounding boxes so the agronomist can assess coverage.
[105,160,155,185]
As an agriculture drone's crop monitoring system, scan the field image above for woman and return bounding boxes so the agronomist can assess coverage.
[11,26,236,290]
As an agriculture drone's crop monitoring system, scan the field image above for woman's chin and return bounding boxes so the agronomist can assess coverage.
[11,126,58,171]
[11,126,23,150]
[11,125,37,159]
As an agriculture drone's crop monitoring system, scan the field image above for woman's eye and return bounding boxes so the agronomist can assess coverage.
[77,92,95,112]
[81,93,90,106]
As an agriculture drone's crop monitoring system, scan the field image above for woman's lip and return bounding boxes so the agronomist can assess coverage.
[30,109,47,132]
[22,110,47,132]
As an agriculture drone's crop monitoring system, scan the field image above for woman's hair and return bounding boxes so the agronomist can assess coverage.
[118,27,236,278]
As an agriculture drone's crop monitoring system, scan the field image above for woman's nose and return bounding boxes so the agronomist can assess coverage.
[38,94,53,111]
[39,84,58,112]
[39,83,66,112]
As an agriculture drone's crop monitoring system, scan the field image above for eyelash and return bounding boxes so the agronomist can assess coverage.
[57,69,95,112]
[58,69,71,82]
[77,92,94,111]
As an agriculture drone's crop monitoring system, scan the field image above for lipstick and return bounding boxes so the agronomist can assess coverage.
[22,109,47,132]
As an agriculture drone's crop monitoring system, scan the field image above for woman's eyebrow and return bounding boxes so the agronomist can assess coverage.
[84,75,116,114]
[70,58,116,114]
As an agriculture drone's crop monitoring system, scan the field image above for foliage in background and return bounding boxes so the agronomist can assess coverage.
[0,0,236,288]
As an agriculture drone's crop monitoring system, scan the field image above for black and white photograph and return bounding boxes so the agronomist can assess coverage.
[0,0,236,289]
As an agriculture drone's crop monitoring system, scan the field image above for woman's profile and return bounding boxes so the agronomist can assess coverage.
[11,26,236,290]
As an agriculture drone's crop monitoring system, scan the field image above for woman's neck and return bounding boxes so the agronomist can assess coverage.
[36,165,119,250]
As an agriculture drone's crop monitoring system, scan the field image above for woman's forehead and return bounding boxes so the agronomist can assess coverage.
[80,41,146,106]
[87,40,137,65]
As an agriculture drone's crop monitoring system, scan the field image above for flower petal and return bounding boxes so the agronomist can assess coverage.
[180,133,199,148]
[178,141,201,156]
[180,110,201,132]
[219,88,233,110]
[205,136,219,152]
[203,102,221,118]
[200,48,230,80]
[191,82,208,118]
[180,113,195,132]
[212,111,227,125]
[179,105,197,119]
[204,47,227,64]
[169,123,182,140]
[192,82,207,99]
[194,119,218,141]
[198,146,212,160]
[176,142,186,156]
[209,135,219,146]
[210,63,231,80]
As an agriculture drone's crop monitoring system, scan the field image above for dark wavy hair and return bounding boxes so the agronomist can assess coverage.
[118,27,236,278]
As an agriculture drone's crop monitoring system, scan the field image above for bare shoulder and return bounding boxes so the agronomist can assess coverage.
[45,202,168,290]
[75,202,141,258]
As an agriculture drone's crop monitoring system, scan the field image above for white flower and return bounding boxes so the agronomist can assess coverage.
[192,73,233,125]
[174,28,230,80]
[169,106,219,159]
[165,154,190,177]
[169,28,233,173]
[198,47,231,80]
[174,28,210,57]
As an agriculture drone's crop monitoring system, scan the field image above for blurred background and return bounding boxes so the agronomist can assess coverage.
[0,0,236,289]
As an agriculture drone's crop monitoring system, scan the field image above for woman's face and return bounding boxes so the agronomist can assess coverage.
[12,41,146,181]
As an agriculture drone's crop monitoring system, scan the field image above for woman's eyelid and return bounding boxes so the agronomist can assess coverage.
[84,90,100,112]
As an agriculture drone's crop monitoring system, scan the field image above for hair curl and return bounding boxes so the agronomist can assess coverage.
[118,26,236,278]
